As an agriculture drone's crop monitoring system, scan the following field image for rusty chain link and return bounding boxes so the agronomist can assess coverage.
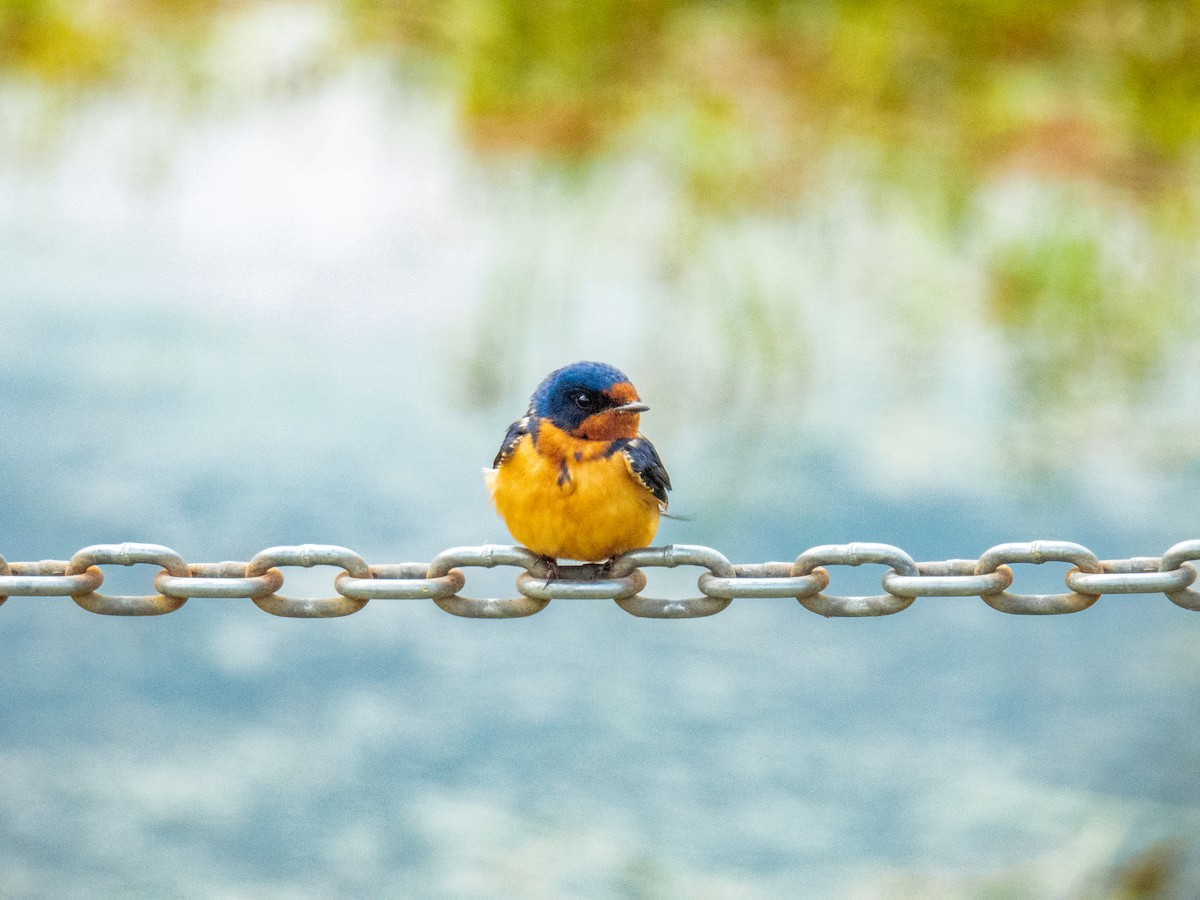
[0,540,1198,619]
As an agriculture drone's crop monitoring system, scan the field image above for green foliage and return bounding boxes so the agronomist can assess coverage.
[6,0,1200,193]
[987,212,1182,405]
[4,0,1199,410]
[0,0,118,79]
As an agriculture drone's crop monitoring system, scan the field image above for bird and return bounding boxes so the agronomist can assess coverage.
[486,361,671,563]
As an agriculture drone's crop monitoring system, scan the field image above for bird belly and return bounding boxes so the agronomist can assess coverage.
[487,439,660,561]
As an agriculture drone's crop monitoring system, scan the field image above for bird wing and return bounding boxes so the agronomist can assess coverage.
[493,416,533,468]
[613,437,671,507]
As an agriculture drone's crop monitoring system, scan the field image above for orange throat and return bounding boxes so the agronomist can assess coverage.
[536,419,630,461]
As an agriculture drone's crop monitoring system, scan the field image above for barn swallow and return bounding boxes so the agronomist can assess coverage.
[486,361,670,562]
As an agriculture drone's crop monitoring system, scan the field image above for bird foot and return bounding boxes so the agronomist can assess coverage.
[538,556,563,581]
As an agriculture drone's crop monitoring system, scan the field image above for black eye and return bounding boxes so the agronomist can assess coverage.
[574,392,596,410]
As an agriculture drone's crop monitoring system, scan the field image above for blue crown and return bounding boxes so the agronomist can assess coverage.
[530,361,633,431]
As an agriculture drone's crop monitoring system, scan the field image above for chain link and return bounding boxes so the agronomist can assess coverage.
[791,543,920,617]
[66,543,190,616]
[608,545,736,618]
[427,545,552,618]
[972,540,1103,614]
[1,540,1199,619]
[240,544,372,618]
[1160,540,1200,611]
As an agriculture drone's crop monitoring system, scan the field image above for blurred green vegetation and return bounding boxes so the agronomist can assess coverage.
[339,0,1200,213]
[3,0,1199,417]
[5,0,1199,195]
[988,217,1182,404]
[871,837,1189,900]
[0,0,216,81]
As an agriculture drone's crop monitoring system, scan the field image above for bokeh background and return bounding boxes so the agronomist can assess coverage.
[3,2,1200,897]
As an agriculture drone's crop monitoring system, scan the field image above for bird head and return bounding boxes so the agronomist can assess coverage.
[530,361,648,441]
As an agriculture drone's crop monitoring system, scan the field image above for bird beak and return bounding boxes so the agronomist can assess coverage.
[613,402,649,414]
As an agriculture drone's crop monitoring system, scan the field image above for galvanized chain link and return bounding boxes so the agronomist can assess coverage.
[1,539,1199,619]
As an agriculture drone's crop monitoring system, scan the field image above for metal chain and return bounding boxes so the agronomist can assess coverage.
[1,539,1199,619]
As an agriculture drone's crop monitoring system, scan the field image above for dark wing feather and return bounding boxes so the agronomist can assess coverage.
[493,417,533,468]
[613,437,671,506]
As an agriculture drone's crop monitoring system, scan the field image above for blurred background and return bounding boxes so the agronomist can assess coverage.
[2,1,1200,897]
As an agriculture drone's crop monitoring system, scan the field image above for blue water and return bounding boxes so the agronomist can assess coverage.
[2,74,1199,899]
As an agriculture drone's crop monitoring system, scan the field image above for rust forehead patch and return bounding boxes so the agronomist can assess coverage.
[606,381,640,403]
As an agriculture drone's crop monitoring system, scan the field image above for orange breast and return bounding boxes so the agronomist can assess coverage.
[486,433,661,561]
